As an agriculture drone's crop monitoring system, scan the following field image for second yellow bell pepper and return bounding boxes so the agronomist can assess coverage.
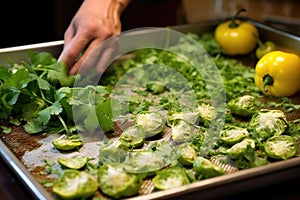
[254,51,300,97]
[214,8,258,55]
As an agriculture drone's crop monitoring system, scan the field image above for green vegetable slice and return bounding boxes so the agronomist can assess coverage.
[98,163,142,199]
[52,169,98,200]
[176,142,197,166]
[123,151,164,174]
[168,111,200,125]
[196,103,217,126]
[99,140,128,164]
[250,109,288,140]
[227,95,256,117]
[57,156,88,169]
[135,112,166,138]
[52,134,83,151]
[226,138,255,159]
[153,166,190,190]
[264,135,297,160]
[220,125,249,145]
[171,119,198,143]
[193,157,225,179]
[119,125,145,148]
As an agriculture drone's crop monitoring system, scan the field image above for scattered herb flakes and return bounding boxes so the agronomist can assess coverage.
[268,97,300,113]
[0,125,11,133]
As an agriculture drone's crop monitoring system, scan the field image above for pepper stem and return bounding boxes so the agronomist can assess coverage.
[262,74,274,93]
[253,33,265,49]
[229,8,246,28]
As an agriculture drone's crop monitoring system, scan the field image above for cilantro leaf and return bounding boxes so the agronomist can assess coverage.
[29,51,56,66]
[95,98,114,132]
[84,108,99,132]
[24,118,45,134]
[37,77,51,90]
[46,62,75,87]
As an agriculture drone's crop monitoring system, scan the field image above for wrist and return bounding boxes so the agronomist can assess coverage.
[116,0,131,14]
[107,0,131,18]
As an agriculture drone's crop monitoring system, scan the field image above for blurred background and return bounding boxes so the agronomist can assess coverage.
[1,0,299,48]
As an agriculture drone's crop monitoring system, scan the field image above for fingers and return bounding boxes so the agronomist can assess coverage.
[67,40,98,75]
[59,18,113,75]
[63,26,75,48]
[58,33,90,72]
[57,0,132,76]
[66,20,119,75]
[73,36,120,76]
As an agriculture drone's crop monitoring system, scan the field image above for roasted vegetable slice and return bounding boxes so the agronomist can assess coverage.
[153,166,190,190]
[99,140,128,164]
[98,163,143,199]
[119,125,145,148]
[227,95,256,117]
[176,142,197,166]
[220,125,249,145]
[196,103,217,126]
[57,156,88,170]
[135,112,166,138]
[168,111,200,125]
[250,109,288,140]
[193,157,225,179]
[171,119,198,143]
[52,169,98,200]
[264,135,297,160]
[52,134,83,151]
[226,138,255,159]
[123,151,164,174]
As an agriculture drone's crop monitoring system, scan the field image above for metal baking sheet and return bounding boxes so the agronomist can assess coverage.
[0,19,300,200]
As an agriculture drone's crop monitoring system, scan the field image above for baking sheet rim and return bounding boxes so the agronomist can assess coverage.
[127,156,300,199]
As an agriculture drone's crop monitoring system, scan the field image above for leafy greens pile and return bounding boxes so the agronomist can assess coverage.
[0,52,113,134]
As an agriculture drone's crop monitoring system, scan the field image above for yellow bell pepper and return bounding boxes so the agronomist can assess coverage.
[254,51,300,97]
[214,8,258,55]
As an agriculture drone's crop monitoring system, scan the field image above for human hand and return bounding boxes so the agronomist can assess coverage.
[58,0,130,75]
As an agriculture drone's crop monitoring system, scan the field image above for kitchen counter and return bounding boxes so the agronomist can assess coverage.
[0,156,36,200]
